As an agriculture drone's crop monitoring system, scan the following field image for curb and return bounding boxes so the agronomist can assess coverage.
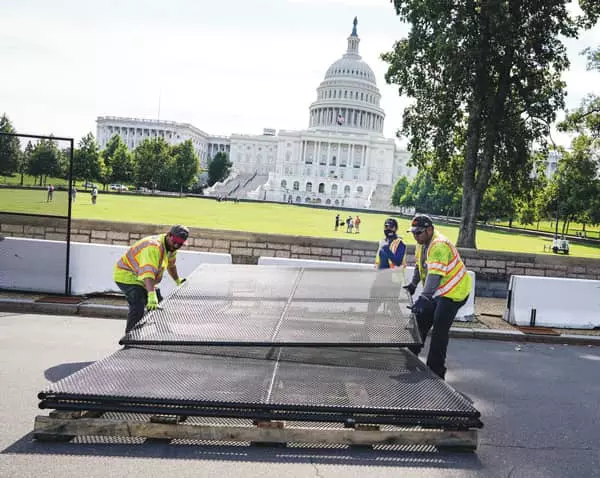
[1,298,599,347]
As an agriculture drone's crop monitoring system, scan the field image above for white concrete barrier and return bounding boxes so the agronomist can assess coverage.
[0,237,232,295]
[0,238,66,293]
[257,256,476,320]
[69,242,232,296]
[504,275,600,329]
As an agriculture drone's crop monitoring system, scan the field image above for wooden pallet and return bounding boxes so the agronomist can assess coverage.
[33,411,478,450]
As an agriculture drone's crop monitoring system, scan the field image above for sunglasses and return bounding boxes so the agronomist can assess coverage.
[412,229,426,236]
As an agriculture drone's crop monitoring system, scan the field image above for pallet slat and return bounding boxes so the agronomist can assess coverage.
[33,415,477,449]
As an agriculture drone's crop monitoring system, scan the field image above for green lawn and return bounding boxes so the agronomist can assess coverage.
[1,187,599,258]
[496,219,600,239]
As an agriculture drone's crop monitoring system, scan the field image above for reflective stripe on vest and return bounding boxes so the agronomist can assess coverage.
[114,234,168,284]
[416,232,470,301]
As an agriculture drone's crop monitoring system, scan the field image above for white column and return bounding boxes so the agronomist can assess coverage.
[348,144,354,168]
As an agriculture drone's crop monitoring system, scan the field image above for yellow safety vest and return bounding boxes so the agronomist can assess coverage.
[375,237,407,269]
[375,237,407,284]
[415,231,471,301]
[113,233,177,287]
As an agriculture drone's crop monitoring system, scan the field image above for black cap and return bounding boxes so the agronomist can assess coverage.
[408,214,433,233]
[169,224,189,241]
[384,218,398,229]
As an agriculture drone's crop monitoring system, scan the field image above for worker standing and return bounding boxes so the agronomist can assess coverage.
[367,218,407,321]
[375,218,406,270]
[114,225,189,333]
[403,215,471,380]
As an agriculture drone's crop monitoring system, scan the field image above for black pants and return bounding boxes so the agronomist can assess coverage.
[116,282,162,333]
[408,296,467,380]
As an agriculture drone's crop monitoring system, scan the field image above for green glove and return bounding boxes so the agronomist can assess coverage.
[146,290,159,311]
[176,277,186,286]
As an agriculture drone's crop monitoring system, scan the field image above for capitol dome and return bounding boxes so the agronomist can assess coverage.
[309,18,385,134]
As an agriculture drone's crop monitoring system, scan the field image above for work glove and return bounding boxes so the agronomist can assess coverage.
[176,277,186,286]
[146,290,159,311]
[410,295,433,315]
[403,283,417,296]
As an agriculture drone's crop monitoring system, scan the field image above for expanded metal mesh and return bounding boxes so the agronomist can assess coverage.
[39,347,481,427]
[122,265,420,346]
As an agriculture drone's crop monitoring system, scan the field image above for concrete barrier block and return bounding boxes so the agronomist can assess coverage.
[506,275,600,329]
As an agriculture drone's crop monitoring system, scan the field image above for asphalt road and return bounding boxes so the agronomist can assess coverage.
[1,312,599,478]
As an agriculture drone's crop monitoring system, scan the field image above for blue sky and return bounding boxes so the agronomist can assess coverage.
[0,0,598,147]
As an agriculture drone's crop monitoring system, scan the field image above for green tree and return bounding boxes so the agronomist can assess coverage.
[134,138,172,190]
[18,141,34,186]
[101,135,126,189]
[170,140,200,193]
[73,132,102,186]
[0,114,20,176]
[391,176,409,206]
[207,152,232,187]
[110,143,135,186]
[479,176,518,225]
[382,0,599,248]
[540,137,599,235]
[28,138,62,185]
[398,170,461,216]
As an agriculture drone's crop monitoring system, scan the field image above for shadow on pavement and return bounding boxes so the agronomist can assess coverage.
[44,362,93,382]
[2,432,483,469]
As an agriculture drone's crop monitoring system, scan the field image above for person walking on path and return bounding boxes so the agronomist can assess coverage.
[334,214,340,231]
[47,184,54,202]
[114,225,189,333]
[91,186,98,205]
[70,186,77,203]
[403,214,471,380]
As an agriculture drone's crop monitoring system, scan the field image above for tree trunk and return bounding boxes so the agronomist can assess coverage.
[457,7,494,249]
[457,96,484,248]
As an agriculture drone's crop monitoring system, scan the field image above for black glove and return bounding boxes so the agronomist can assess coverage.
[403,283,417,296]
[410,295,433,315]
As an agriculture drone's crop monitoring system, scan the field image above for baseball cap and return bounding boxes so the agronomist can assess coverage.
[384,218,398,229]
[408,214,434,233]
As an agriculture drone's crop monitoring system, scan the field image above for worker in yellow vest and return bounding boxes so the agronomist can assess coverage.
[375,218,407,270]
[114,225,189,333]
[367,218,407,320]
[403,215,471,379]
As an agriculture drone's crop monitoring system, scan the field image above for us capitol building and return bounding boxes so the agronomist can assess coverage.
[96,18,417,209]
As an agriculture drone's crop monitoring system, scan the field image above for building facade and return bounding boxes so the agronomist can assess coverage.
[96,116,212,167]
[97,18,417,209]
